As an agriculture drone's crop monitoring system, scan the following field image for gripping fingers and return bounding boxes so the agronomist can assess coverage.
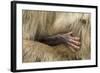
[67,42,80,51]
[68,38,80,46]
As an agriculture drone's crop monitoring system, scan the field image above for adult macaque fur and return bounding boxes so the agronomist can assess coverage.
[22,10,91,62]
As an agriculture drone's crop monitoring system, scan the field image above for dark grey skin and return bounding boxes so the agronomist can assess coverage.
[38,32,80,52]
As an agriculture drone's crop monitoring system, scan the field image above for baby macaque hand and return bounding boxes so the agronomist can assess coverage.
[38,31,80,52]
[59,32,80,52]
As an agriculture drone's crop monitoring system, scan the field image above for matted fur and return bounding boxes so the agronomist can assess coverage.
[22,10,91,62]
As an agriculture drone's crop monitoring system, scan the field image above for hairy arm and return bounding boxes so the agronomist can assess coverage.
[38,34,63,46]
[38,32,80,52]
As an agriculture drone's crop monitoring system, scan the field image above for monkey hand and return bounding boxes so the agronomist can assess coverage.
[38,31,80,52]
[58,32,80,52]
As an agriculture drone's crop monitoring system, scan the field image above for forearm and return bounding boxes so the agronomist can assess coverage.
[38,34,62,46]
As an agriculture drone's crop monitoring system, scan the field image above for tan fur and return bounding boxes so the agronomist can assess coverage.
[22,10,91,62]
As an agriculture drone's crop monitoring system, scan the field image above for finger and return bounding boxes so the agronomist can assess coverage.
[72,37,80,41]
[67,42,80,50]
[68,46,76,53]
[69,36,80,41]
[63,32,73,38]
[67,32,73,35]
[68,38,80,45]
